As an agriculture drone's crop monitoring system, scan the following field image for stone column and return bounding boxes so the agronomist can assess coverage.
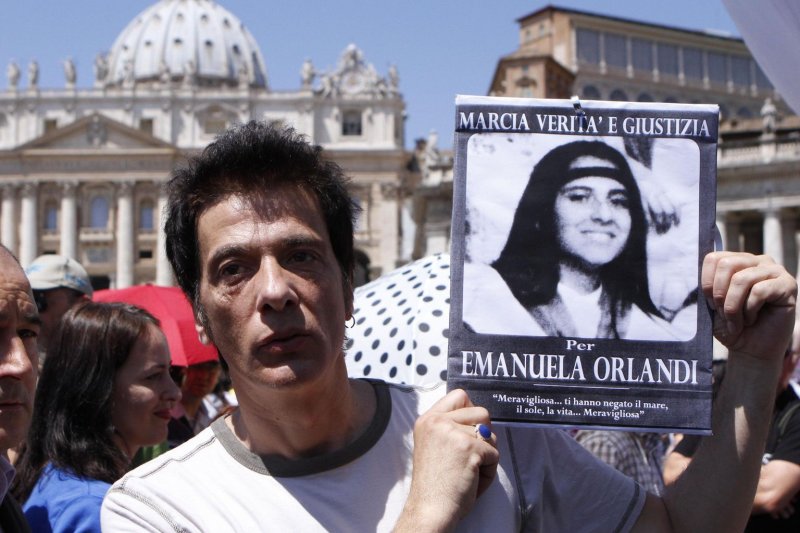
[155,186,173,286]
[59,181,79,259]
[0,183,18,254]
[727,220,741,252]
[19,182,38,267]
[115,181,135,288]
[715,213,727,252]
[378,182,400,273]
[795,230,800,283]
[762,207,783,265]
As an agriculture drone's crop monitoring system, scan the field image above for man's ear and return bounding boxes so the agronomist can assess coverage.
[195,321,211,345]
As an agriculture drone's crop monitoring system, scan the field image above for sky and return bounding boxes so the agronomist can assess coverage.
[0,1,740,149]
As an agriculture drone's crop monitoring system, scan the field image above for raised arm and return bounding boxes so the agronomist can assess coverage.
[634,252,797,532]
[394,389,499,533]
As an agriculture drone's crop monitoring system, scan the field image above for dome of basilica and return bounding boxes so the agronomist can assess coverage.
[105,0,267,89]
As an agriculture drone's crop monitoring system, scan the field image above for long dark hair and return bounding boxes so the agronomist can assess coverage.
[12,301,159,502]
[492,140,659,318]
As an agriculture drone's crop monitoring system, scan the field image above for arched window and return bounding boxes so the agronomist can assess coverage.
[89,196,109,229]
[139,200,155,230]
[637,93,654,102]
[582,85,601,99]
[737,107,753,119]
[609,89,628,102]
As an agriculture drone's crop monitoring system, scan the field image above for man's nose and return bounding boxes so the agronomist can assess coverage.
[0,336,34,379]
[256,259,299,312]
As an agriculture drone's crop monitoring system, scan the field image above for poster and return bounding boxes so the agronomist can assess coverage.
[447,95,718,433]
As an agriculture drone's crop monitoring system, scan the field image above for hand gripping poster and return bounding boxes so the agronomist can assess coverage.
[447,95,718,433]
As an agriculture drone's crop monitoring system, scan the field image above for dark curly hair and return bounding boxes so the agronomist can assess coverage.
[164,121,359,327]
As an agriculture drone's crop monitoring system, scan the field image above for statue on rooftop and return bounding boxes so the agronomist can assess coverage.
[27,60,39,89]
[300,58,315,89]
[7,61,20,90]
[63,58,76,87]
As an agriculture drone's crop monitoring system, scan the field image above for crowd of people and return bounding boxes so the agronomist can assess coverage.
[0,121,797,532]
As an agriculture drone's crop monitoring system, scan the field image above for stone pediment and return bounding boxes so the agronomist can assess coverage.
[316,44,399,99]
[16,113,175,151]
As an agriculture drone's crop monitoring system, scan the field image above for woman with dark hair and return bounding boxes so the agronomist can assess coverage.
[465,140,679,340]
[12,301,181,532]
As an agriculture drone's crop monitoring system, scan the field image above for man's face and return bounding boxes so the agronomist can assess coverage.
[33,287,81,352]
[0,251,39,451]
[194,188,351,397]
[182,361,221,400]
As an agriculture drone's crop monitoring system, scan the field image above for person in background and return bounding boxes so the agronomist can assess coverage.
[664,322,800,531]
[167,358,223,448]
[12,301,180,533]
[575,430,666,496]
[0,245,40,532]
[24,255,93,360]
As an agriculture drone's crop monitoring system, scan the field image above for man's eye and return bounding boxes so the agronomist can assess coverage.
[289,251,315,263]
[219,263,244,278]
[18,329,38,340]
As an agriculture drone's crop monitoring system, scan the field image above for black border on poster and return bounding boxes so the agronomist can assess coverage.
[447,95,718,434]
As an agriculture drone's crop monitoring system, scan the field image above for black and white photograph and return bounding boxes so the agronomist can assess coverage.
[462,133,699,341]
[447,95,719,431]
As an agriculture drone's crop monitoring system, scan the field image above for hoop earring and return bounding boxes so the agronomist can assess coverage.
[346,316,355,329]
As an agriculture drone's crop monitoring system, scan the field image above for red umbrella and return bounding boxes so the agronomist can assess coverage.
[93,285,218,367]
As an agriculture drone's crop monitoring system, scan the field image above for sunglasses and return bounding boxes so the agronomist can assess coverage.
[32,290,48,313]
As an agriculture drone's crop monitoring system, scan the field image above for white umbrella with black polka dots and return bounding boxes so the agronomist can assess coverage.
[345,253,450,386]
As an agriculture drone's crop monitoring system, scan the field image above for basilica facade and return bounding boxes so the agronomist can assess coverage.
[0,0,407,288]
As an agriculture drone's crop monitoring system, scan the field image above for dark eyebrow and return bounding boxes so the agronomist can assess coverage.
[24,313,42,327]
[207,243,250,269]
[284,235,325,248]
[0,310,41,327]
[207,234,325,267]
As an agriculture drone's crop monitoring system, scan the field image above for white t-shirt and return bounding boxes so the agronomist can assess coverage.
[101,381,644,532]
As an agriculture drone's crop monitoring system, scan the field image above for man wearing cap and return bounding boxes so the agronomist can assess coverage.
[0,245,39,532]
[24,255,93,357]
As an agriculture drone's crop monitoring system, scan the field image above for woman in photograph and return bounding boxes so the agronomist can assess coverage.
[468,140,680,340]
[12,301,181,532]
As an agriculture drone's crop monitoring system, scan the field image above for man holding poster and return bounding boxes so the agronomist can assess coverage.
[100,121,797,532]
